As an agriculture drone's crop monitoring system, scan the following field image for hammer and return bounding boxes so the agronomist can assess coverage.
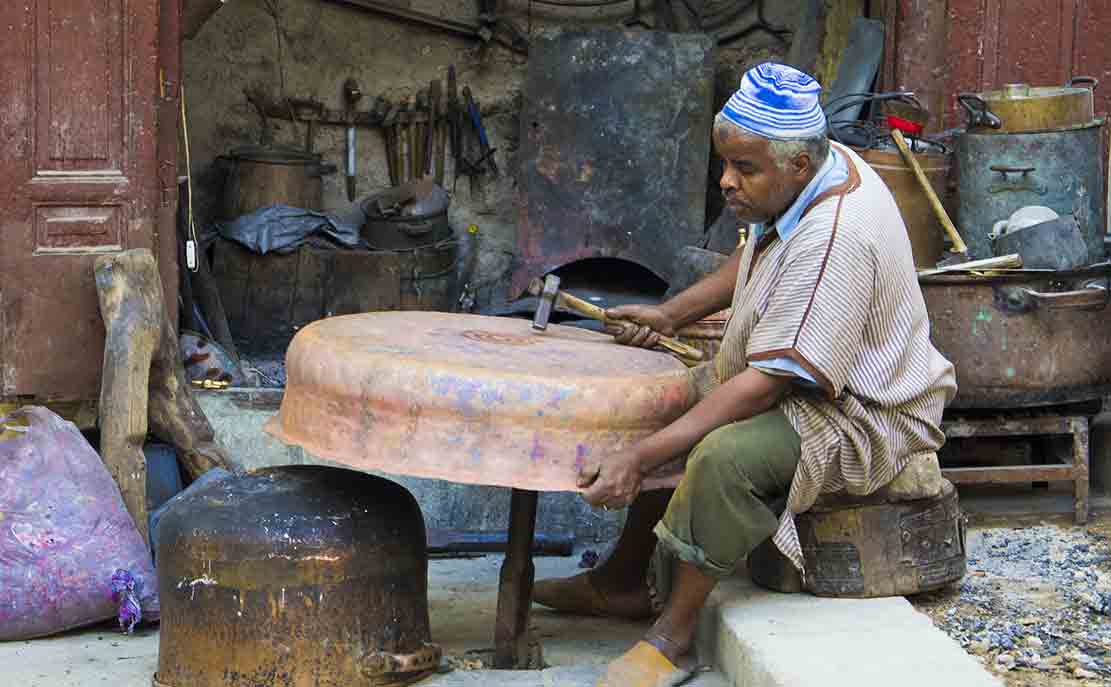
[529,275,704,365]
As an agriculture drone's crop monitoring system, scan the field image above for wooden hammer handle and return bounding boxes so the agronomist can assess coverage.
[891,129,968,254]
[555,291,704,362]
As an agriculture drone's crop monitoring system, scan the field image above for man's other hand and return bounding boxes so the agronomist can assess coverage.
[605,304,676,349]
[577,448,643,511]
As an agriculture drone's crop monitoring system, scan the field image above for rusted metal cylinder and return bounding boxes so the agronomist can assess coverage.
[218,146,331,220]
[155,466,440,687]
[921,265,1111,408]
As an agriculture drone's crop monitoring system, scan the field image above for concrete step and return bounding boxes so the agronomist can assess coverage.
[698,576,1002,687]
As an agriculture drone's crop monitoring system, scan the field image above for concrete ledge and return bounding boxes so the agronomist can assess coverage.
[699,575,1002,687]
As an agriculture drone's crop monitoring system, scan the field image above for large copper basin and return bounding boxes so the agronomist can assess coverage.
[266,312,696,491]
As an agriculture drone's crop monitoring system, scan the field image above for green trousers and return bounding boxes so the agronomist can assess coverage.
[652,408,801,581]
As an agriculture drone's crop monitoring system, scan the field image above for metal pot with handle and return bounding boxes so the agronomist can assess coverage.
[955,118,1106,261]
[922,264,1111,408]
[958,77,1098,134]
[218,145,337,220]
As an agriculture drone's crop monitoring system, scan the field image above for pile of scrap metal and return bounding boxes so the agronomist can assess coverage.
[831,76,1111,410]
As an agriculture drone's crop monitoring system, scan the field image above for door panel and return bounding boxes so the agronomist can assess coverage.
[0,0,171,401]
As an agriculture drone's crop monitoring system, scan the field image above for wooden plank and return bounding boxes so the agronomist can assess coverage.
[325,251,402,316]
[942,464,1078,484]
[942,416,1077,439]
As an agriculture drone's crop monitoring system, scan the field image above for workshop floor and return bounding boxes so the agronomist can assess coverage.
[5,486,1106,687]
[0,551,665,687]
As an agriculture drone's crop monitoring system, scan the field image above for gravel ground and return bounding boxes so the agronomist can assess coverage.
[913,522,1111,686]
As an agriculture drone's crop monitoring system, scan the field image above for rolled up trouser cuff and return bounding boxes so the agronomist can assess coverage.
[652,521,736,580]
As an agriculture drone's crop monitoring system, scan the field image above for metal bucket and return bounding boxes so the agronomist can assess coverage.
[955,120,1107,261]
[921,264,1111,408]
[217,146,335,220]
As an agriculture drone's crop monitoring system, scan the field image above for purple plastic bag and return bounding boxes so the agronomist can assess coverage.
[0,407,158,640]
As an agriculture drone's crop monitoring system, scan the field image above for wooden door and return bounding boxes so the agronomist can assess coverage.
[0,0,178,402]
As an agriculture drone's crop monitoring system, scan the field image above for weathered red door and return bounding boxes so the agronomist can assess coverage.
[0,0,179,401]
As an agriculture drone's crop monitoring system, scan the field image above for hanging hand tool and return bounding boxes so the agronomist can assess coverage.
[399,97,412,184]
[381,100,401,186]
[464,86,498,177]
[415,90,428,180]
[447,66,461,188]
[428,80,442,182]
[342,78,362,201]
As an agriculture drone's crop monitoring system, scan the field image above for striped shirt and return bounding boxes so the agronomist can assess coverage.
[689,143,957,572]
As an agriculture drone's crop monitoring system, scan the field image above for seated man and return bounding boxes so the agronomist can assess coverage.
[534,63,957,685]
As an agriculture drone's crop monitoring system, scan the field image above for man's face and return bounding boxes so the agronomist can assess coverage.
[714,124,813,225]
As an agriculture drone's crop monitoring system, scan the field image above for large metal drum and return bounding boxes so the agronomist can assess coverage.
[266,312,696,491]
[155,466,440,687]
[921,265,1111,408]
[955,121,1107,261]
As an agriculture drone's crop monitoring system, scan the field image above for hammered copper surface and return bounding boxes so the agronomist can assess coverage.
[266,312,696,491]
[156,466,439,687]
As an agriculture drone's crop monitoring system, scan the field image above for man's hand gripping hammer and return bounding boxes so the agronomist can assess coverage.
[528,275,704,366]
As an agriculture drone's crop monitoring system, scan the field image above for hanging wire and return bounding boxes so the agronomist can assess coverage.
[180,85,199,273]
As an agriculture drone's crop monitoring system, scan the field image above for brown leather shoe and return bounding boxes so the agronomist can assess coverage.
[532,572,654,620]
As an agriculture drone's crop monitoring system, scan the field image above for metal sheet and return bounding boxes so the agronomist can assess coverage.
[511,29,715,298]
[0,0,174,401]
[266,312,696,492]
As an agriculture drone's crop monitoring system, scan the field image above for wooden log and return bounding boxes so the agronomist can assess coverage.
[96,249,232,544]
[95,251,161,546]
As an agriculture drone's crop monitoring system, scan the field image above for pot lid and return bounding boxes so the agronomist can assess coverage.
[265,312,696,492]
[226,144,321,165]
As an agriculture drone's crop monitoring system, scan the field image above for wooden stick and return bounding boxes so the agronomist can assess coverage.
[917,253,1023,277]
[891,129,969,254]
[555,290,704,362]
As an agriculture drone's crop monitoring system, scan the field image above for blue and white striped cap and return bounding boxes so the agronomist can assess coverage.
[720,63,827,140]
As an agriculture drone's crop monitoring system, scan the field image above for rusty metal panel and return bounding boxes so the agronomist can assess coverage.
[511,29,715,298]
[0,0,170,401]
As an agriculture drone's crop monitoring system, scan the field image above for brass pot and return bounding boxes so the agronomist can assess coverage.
[218,146,336,220]
[958,78,1097,134]
[155,466,441,687]
[854,145,948,268]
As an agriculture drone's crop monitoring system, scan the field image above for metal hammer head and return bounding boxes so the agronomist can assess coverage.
[529,274,561,331]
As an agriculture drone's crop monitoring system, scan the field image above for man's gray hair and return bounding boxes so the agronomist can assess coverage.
[715,113,830,171]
